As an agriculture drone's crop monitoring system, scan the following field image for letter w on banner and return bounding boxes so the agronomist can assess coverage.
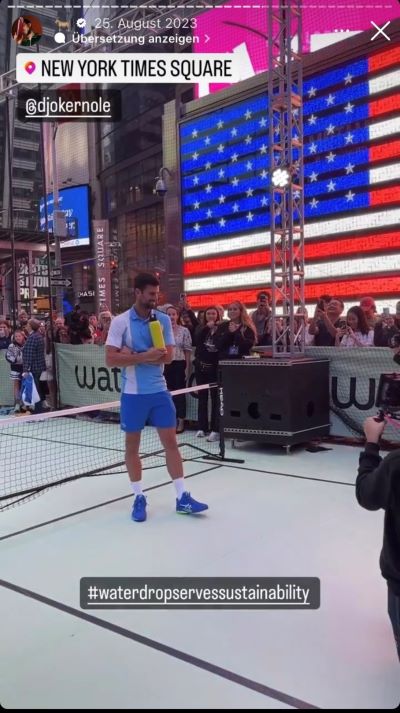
[306,346,400,444]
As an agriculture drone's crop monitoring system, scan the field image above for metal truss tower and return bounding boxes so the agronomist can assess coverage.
[268,0,305,357]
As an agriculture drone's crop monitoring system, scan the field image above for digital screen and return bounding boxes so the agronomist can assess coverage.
[180,44,400,309]
[194,3,400,96]
[39,184,91,248]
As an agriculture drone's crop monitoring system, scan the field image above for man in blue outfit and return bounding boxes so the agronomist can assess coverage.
[106,272,208,522]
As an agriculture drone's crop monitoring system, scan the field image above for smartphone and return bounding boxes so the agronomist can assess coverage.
[180,293,186,301]
[383,307,390,316]
[317,299,325,311]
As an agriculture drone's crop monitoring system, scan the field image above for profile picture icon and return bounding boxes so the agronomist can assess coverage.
[12,15,42,46]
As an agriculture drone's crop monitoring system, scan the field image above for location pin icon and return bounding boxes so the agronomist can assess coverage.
[24,61,36,75]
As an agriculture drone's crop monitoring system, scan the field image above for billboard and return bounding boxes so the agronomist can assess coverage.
[39,184,91,248]
[194,2,400,96]
[180,43,400,311]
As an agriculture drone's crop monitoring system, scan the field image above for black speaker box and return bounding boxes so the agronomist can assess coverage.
[219,358,330,448]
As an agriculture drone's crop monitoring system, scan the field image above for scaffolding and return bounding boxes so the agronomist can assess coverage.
[268,0,305,357]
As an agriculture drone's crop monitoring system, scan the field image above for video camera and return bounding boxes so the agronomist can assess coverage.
[390,332,400,350]
[374,373,400,422]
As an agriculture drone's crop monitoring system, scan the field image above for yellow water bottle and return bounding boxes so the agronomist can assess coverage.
[149,313,165,349]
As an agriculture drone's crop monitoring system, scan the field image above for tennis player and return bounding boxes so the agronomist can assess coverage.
[105,272,208,522]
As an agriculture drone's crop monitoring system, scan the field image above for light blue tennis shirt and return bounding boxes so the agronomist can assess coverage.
[106,307,175,394]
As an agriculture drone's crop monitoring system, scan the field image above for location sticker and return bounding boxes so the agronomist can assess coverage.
[24,61,36,75]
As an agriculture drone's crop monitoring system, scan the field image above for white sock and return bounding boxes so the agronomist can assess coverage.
[131,482,143,496]
[173,477,185,499]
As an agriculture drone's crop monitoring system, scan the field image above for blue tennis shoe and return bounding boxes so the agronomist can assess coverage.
[176,492,208,514]
[132,494,147,522]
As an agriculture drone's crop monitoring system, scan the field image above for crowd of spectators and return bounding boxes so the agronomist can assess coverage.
[0,304,113,414]
[156,293,400,439]
[1,295,399,420]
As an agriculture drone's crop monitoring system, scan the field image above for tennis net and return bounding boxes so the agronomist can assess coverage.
[0,383,221,510]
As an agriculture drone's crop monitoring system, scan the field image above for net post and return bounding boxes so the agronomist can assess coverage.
[202,373,245,464]
[218,379,225,461]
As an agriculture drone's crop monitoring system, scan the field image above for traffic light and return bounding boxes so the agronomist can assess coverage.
[110,259,118,275]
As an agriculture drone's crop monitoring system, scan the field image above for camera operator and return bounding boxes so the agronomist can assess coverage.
[356,414,400,662]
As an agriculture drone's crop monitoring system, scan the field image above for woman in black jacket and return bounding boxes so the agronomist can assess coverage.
[193,306,222,442]
[215,301,257,359]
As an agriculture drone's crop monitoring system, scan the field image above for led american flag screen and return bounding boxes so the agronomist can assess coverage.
[180,45,400,311]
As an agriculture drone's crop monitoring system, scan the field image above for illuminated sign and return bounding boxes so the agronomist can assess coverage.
[180,45,400,309]
[93,219,112,314]
[184,233,400,276]
[187,277,400,310]
[39,184,91,248]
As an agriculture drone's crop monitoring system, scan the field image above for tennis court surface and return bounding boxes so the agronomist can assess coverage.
[0,419,399,709]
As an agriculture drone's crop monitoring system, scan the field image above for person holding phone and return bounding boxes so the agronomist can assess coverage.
[356,414,400,663]
[308,297,344,346]
[250,291,271,339]
[335,306,374,347]
[374,310,400,347]
[178,293,191,313]
[317,294,332,313]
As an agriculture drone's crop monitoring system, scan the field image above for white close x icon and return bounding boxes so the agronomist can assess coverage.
[370,20,391,41]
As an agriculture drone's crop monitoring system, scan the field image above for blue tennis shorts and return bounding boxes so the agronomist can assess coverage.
[120,391,176,432]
